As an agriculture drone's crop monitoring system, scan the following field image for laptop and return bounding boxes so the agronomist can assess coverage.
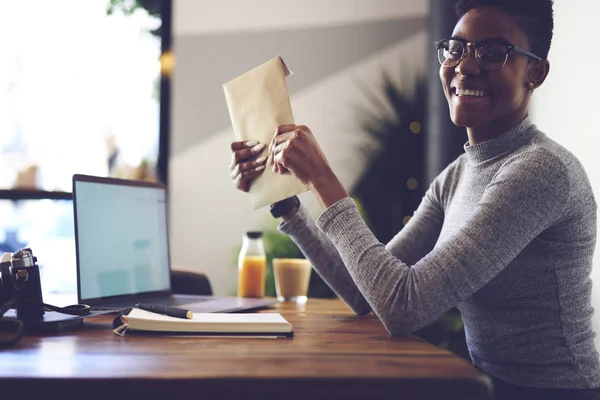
[72,174,276,312]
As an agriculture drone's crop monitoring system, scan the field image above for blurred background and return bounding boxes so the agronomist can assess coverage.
[1,0,598,357]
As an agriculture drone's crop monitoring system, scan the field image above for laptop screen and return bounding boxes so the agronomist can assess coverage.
[74,177,170,301]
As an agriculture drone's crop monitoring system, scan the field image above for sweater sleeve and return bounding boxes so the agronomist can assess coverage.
[385,171,446,266]
[278,175,447,315]
[315,150,570,335]
[277,204,372,315]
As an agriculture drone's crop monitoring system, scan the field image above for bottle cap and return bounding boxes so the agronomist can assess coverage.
[245,231,263,239]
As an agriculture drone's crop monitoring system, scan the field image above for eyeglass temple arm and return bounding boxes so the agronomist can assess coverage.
[512,46,543,61]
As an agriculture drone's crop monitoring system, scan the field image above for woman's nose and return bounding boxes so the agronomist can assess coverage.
[455,47,481,76]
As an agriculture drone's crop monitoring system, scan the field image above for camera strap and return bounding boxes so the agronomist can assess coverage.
[0,301,93,347]
[0,284,93,347]
[0,299,23,347]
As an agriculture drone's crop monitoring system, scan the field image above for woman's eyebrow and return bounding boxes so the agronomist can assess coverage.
[448,36,511,43]
[481,36,511,43]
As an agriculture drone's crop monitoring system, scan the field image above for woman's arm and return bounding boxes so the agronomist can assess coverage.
[267,124,573,336]
[268,124,447,319]
[277,177,446,315]
[277,204,371,315]
[315,151,569,335]
[228,130,445,314]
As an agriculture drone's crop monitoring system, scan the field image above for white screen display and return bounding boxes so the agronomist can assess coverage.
[75,180,170,300]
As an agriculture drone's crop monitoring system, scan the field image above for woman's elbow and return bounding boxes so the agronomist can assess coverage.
[343,295,372,316]
[353,305,372,316]
[385,323,413,337]
[348,300,372,316]
[381,314,423,337]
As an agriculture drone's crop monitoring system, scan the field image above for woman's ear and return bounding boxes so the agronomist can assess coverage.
[527,59,550,90]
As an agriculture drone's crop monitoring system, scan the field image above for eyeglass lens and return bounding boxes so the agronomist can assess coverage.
[438,40,509,69]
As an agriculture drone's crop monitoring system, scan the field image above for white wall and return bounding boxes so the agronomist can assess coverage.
[169,1,428,295]
[173,0,427,35]
[530,0,600,353]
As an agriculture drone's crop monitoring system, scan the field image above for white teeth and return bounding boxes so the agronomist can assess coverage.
[455,88,487,97]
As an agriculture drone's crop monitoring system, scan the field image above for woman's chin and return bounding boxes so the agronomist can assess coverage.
[451,113,484,128]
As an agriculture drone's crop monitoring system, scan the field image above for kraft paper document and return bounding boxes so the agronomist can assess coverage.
[223,56,308,209]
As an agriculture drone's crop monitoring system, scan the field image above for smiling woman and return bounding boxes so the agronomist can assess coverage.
[228,1,600,399]
[437,2,550,145]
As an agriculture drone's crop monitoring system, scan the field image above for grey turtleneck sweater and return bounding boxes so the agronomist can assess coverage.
[278,117,600,389]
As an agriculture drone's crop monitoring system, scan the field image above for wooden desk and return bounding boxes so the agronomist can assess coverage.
[1,299,491,400]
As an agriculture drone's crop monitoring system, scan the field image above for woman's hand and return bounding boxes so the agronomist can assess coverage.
[268,124,349,209]
[268,124,333,187]
[229,140,267,192]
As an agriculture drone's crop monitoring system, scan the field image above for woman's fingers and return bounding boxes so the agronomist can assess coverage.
[233,167,264,192]
[232,165,266,192]
[269,130,297,166]
[270,127,305,171]
[229,125,302,186]
[269,125,296,160]
[272,140,290,155]
[230,156,267,180]
[231,155,267,192]
[229,140,267,192]
[230,140,257,151]
[270,140,286,173]
[272,140,297,175]
[276,124,297,135]
[229,142,265,169]
[234,164,266,181]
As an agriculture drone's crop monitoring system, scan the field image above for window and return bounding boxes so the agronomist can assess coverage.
[0,0,171,302]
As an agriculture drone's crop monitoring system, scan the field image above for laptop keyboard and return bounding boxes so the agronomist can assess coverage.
[93,296,209,310]
[165,297,210,306]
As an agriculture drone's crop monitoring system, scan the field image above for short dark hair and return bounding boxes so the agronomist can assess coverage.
[454,0,554,59]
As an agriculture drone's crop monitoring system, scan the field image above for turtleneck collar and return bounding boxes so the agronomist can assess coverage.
[464,116,537,164]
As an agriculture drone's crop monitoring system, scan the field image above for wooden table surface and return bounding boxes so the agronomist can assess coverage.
[0,298,492,400]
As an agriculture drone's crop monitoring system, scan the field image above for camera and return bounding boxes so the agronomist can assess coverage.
[0,248,45,320]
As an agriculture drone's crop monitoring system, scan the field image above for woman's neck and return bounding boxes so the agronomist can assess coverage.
[467,112,530,146]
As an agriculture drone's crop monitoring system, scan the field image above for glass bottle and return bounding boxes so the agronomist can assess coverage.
[237,231,266,298]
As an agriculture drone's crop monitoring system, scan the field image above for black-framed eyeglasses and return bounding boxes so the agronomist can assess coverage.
[434,38,542,70]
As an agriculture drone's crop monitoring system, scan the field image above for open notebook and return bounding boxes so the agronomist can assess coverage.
[114,308,293,337]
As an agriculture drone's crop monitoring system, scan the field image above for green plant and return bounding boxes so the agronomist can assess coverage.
[352,71,426,243]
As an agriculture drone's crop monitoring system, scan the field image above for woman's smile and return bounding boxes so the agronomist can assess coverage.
[452,86,491,105]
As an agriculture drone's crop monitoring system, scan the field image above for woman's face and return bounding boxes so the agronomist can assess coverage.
[440,6,536,132]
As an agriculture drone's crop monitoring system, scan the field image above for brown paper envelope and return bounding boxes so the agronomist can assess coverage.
[223,56,308,209]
